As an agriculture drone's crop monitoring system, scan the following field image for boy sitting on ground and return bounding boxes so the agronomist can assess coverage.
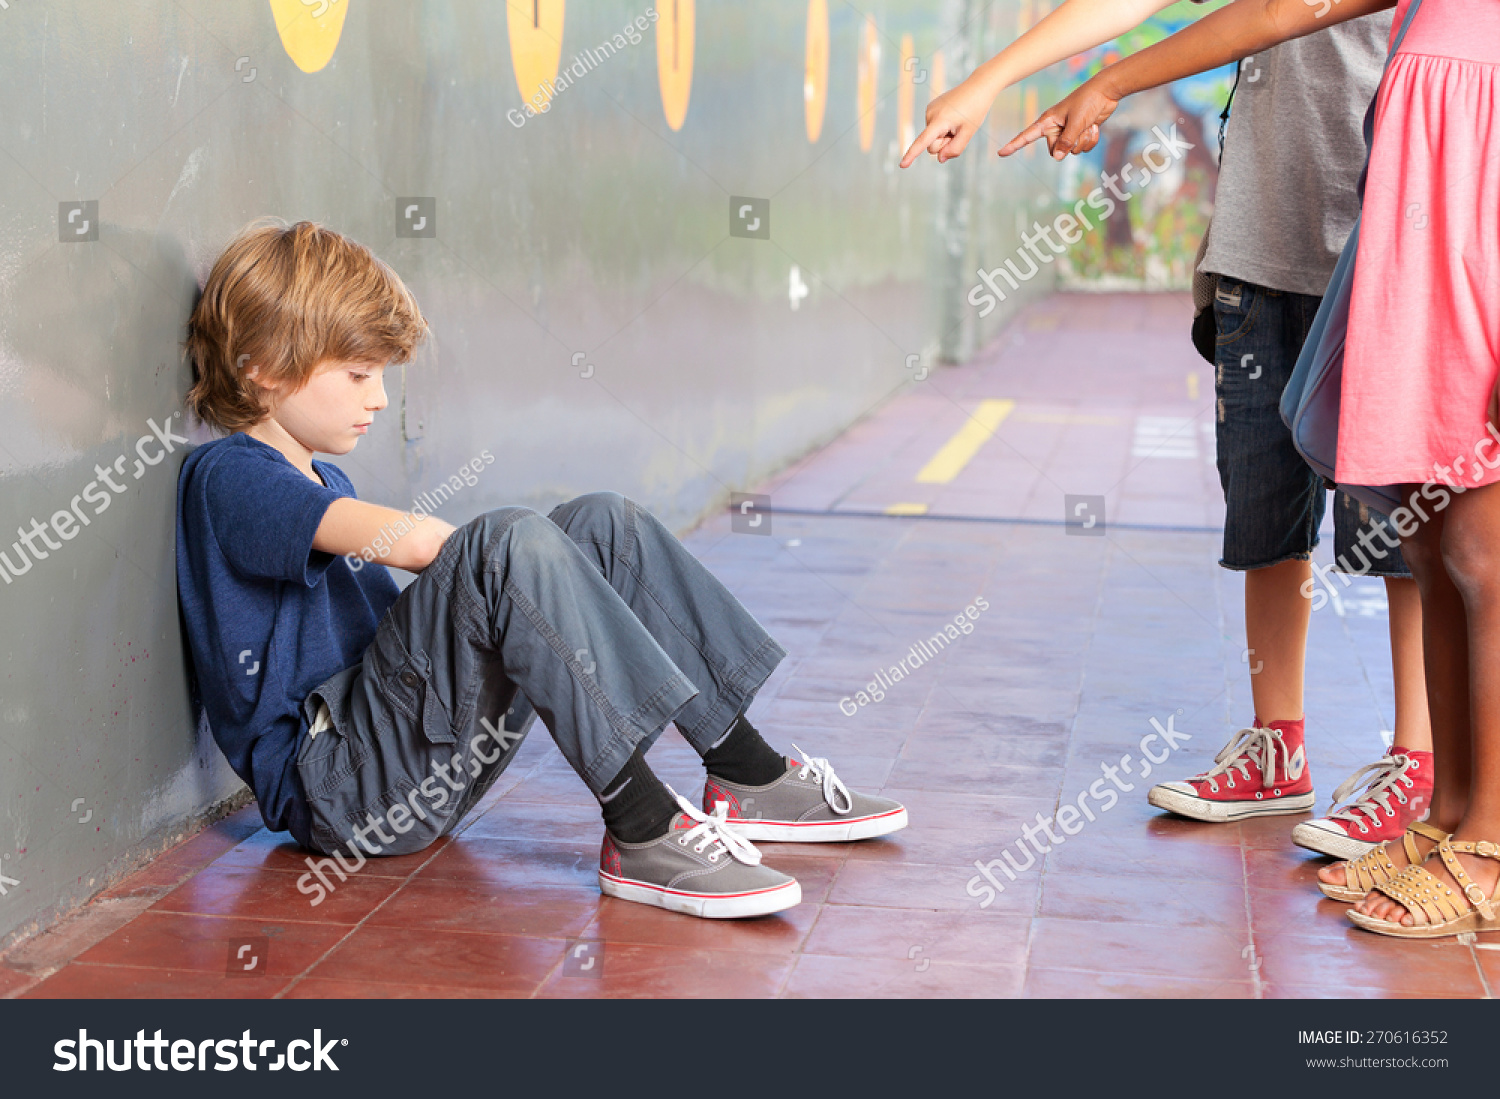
[174,217,906,919]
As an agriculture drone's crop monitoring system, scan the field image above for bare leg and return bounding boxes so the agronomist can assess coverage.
[1358,483,1490,924]
[1386,577,1433,752]
[1245,558,1313,725]
[1320,508,1453,890]
[1391,495,1471,833]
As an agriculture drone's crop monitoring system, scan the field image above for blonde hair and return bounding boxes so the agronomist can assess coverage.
[184,217,429,433]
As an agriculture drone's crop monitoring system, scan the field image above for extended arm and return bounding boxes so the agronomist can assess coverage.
[1001,0,1397,159]
[900,0,1178,167]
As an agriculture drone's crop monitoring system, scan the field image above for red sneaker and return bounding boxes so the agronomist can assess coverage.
[1291,748,1434,860]
[1147,723,1315,822]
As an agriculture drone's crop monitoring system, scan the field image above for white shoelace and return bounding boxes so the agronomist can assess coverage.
[671,790,762,865]
[1192,726,1296,793]
[790,743,853,815]
[1325,753,1420,835]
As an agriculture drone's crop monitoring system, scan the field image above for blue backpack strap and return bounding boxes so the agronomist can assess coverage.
[1356,0,1425,200]
[1277,0,1425,514]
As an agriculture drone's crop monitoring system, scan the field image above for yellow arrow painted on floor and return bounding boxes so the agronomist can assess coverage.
[915,399,1015,484]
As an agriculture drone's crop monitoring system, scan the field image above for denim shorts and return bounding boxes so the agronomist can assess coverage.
[1212,277,1409,578]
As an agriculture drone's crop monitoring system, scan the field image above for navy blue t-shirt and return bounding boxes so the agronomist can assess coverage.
[175,433,400,845]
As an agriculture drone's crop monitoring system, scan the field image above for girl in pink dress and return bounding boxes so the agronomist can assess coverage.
[1008,0,1500,938]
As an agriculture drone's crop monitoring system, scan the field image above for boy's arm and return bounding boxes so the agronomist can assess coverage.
[313,497,457,573]
[899,0,1180,167]
[1001,0,1397,160]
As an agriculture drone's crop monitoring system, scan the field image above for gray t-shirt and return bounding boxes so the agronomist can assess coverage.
[1198,12,1394,297]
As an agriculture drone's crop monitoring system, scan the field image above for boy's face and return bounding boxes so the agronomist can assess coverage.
[253,357,388,456]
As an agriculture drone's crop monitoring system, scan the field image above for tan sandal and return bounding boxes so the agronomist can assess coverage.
[1317,820,1449,902]
[1348,838,1500,939]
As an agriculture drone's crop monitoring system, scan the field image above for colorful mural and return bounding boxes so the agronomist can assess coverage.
[1051,1,1235,288]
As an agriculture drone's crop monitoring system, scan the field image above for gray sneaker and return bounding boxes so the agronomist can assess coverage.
[703,745,908,842]
[598,791,802,918]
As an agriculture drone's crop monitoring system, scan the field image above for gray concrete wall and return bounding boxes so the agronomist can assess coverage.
[0,0,1057,948]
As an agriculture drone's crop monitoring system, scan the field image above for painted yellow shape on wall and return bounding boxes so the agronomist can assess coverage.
[508,0,566,110]
[657,0,695,131]
[856,16,879,152]
[804,0,829,143]
[269,0,350,74]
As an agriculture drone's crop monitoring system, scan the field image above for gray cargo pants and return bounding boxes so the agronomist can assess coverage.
[294,492,785,858]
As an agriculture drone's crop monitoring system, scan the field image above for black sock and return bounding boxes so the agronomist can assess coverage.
[598,741,678,843]
[702,712,788,787]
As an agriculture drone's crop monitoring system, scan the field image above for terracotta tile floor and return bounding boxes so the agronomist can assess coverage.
[3,292,1490,998]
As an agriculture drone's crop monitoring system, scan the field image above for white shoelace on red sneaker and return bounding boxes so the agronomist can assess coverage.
[1192,726,1301,793]
[789,743,853,814]
[1324,754,1420,836]
[671,790,762,865]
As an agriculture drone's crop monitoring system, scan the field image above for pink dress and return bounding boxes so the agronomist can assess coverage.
[1336,0,1500,491]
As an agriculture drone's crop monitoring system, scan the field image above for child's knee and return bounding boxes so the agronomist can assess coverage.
[448,506,544,568]
[1401,525,1444,582]
[469,506,541,545]
[479,505,577,567]
[1440,523,1500,603]
[548,491,627,538]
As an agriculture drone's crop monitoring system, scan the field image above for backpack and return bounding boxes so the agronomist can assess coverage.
[1278,0,1425,514]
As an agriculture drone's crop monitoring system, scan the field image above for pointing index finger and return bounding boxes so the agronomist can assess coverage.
[901,120,947,168]
[999,116,1054,158]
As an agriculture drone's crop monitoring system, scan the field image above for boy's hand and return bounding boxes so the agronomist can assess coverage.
[1000,76,1117,159]
[900,81,994,167]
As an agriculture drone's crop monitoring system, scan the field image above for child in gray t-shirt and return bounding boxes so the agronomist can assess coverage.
[901,0,1432,888]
